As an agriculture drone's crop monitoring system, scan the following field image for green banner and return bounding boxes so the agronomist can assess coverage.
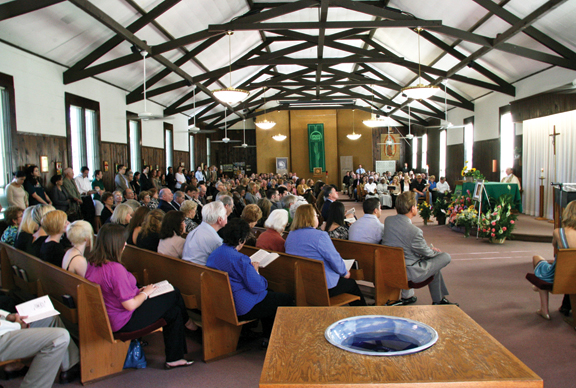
[308,124,325,172]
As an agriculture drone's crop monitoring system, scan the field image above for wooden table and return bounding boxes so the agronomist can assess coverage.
[260,306,542,388]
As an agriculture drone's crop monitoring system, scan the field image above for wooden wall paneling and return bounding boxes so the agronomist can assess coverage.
[472,138,500,183]
[510,93,576,122]
[13,133,68,187]
[446,144,464,187]
[142,146,166,175]
[100,142,128,192]
[173,151,189,171]
[191,133,210,169]
[427,128,440,178]
[211,129,257,174]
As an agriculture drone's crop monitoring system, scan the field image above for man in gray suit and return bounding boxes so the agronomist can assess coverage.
[382,191,458,306]
[115,164,129,192]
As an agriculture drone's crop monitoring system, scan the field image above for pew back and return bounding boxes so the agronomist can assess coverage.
[552,249,576,294]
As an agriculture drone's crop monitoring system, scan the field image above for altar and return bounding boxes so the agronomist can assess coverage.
[463,182,522,213]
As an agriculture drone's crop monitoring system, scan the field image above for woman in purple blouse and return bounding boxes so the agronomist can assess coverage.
[85,224,197,369]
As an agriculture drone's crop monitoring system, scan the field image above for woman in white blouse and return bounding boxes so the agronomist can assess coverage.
[175,166,186,190]
[6,171,29,209]
[158,211,186,259]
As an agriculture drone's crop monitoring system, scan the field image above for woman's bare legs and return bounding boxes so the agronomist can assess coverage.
[532,255,551,319]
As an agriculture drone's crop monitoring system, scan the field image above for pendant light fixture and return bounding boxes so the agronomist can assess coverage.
[347,109,361,140]
[212,31,250,105]
[405,103,414,139]
[272,133,286,141]
[222,108,230,143]
[255,88,276,129]
[401,28,440,100]
[188,86,199,133]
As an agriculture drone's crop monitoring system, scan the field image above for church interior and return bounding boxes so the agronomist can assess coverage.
[1,0,576,387]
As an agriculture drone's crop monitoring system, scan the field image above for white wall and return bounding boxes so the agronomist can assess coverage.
[0,41,189,150]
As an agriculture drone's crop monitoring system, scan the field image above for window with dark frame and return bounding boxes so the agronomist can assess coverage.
[0,72,17,219]
[164,122,173,173]
[65,93,100,176]
[127,114,142,173]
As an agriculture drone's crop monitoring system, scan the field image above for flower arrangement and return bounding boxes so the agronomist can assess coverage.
[433,197,450,219]
[478,194,518,242]
[456,206,478,237]
[418,201,432,224]
[448,190,475,225]
[461,162,485,180]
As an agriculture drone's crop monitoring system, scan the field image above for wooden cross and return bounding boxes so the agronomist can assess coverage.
[549,125,561,155]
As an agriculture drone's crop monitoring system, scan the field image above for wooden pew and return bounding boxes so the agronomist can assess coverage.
[0,243,130,384]
[240,246,359,307]
[120,245,255,362]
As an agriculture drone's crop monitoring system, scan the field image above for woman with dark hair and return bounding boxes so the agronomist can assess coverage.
[158,211,186,259]
[85,224,196,369]
[207,218,293,338]
[0,206,24,246]
[131,171,141,195]
[324,201,349,240]
[286,204,366,305]
[49,174,70,212]
[136,209,165,252]
[100,192,114,225]
[127,206,150,245]
[24,165,52,206]
[231,191,245,219]
[256,198,271,228]
[6,170,28,209]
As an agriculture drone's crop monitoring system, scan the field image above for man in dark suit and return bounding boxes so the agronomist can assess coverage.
[382,191,458,306]
[321,185,339,221]
[157,188,178,213]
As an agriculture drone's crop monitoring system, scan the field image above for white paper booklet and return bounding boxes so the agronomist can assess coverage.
[16,295,60,324]
[250,249,280,268]
[343,259,356,272]
[148,280,175,298]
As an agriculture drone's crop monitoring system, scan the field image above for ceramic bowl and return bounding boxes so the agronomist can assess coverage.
[325,315,438,356]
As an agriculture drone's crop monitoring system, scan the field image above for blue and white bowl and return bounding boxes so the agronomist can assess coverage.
[325,315,438,356]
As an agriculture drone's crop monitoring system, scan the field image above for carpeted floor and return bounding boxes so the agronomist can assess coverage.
[3,198,574,388]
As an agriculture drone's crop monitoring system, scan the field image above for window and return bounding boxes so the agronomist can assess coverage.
[439,130,447,178]
[500,111,514,180]
[65,93,100,175]
[189,135,195,170]
[128,119,141,172]
[412,136,418,170]
[464,117,474,167]
[206,138,211,167]
[164,124,173,171]
[421,133,427,170]
[0,86,13,189]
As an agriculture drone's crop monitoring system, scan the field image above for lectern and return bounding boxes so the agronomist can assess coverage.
[552,184,576,228]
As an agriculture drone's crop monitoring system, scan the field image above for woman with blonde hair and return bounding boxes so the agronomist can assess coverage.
[136,209,165,251]
[39,210,69,266]
[109,203,134,226]
[531,201,576,320]
[180,200,198,233]
[296,178,309,196]
[62,220,94,277]
[285,204,366,305]
[15,204,55,256]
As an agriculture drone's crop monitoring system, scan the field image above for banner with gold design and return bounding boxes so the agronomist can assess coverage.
[380,133,400,161]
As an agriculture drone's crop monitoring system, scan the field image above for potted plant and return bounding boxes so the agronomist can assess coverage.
[433,197,449,225]
[461,162,485,182]
[478,195,518,243]
[456,206,478,237]
[418,201,432,225]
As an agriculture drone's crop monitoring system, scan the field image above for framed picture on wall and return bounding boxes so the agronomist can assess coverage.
[40,156,49,173]
[276,157,288,175]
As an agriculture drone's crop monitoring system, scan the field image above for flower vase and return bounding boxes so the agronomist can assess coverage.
[437,214,446,225]
[423,219,429,225]
[464,177,473,183]
[464,226,470,238]
[489,237,506,244]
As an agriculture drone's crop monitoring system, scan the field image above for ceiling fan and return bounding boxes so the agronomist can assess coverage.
[128,49,173,121]
[233,119,256,148]
[396,103,421,145]
[175,87,216,134]
[377,126,402,146]
[211,108,240,144]
[425,80,466,130]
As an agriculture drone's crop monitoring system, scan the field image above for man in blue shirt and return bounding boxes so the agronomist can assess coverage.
[355,164,366,175]
[182,201,226,265]
[349,198,383,244]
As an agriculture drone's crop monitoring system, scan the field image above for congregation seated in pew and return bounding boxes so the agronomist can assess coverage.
[207,218,294,339]
[285,204,366,306]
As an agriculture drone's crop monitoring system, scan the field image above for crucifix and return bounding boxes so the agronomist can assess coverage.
[549,125,560,182]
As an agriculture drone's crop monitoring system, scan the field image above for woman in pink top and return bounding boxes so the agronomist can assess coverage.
[85,224,197,369]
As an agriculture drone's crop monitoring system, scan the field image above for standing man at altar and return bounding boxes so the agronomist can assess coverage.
[501,168,521,190]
